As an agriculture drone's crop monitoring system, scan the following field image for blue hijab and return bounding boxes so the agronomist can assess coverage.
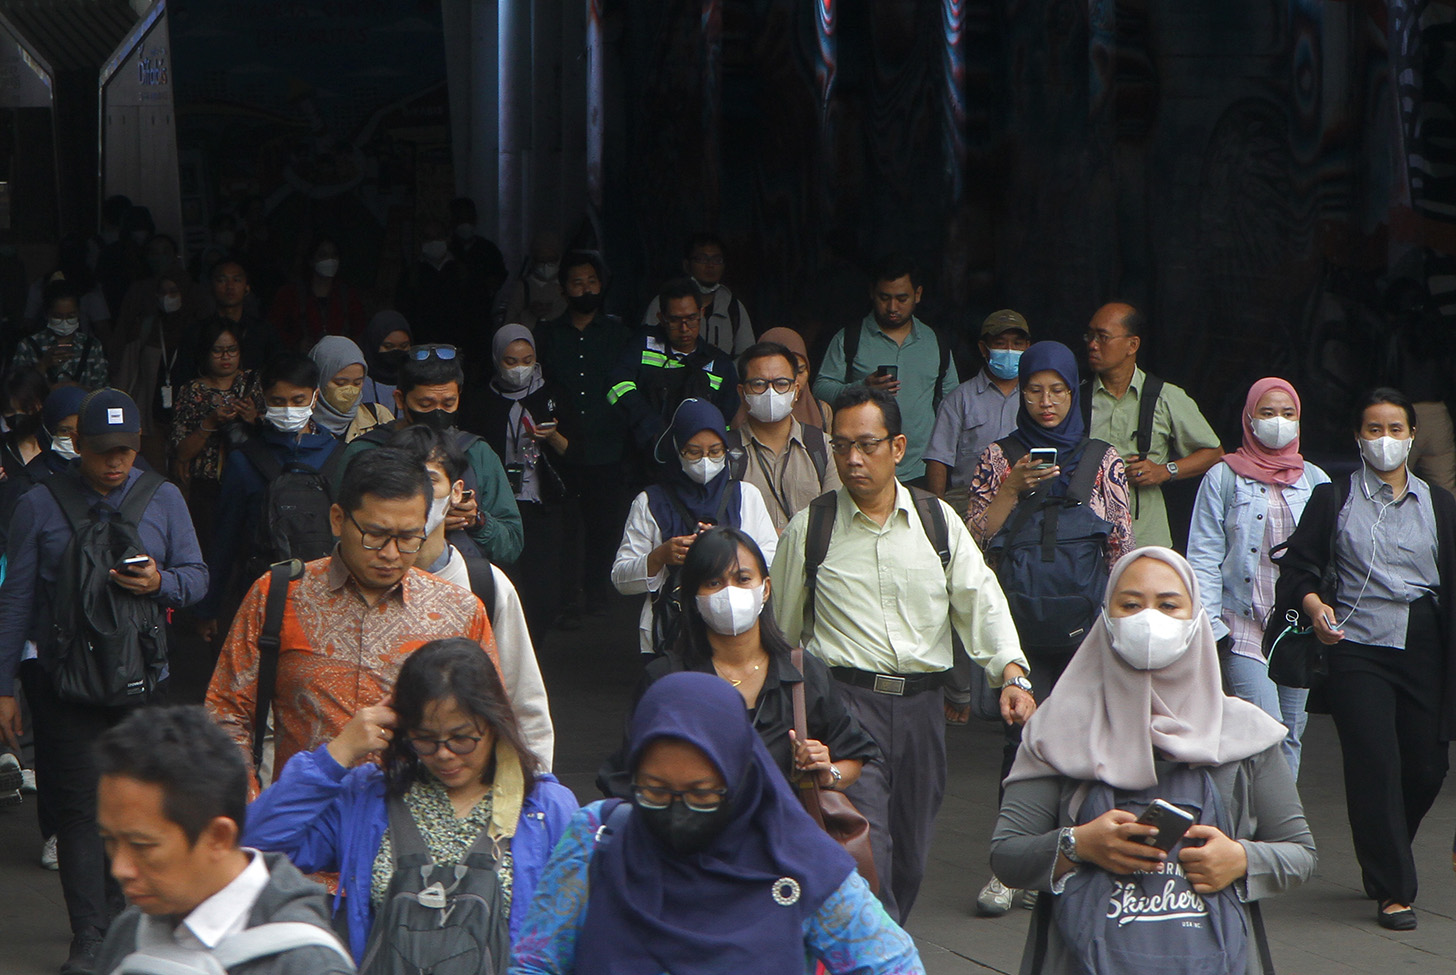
[645,398,741,538]
[1011,341,1088,490]
[578,673,855,975]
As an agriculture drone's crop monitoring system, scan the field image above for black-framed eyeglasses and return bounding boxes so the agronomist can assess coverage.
[209,345,241,358]
[829,435,892,456]
[409,345,458,361]
[631,783,729,812]
[743,377,795,394]
[345,510,427,554]
[408,734,484,757]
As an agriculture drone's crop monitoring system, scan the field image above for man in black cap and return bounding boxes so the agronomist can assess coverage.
[0,388,207,975]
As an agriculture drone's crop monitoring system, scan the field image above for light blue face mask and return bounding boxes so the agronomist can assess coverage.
[986,348,1023,380]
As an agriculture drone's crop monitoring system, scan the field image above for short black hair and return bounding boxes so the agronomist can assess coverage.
[831,383,902,438]
[737,341,799,378]
[658,277,702,311]
[1353,386,1417,432]
[193,318,243,374]
[4,367,50,415]
[338,446,432,515]
[383,638,540,798]
[683,232,726,260]
[94,706,248,845]
[260,352,320,391]
[389,424,467,483]
[209,257,249,282]
[42,279,80,313]
[872,253,920,290]
[558,250,606,288]
[1118,305,1146,338]
[397,344,465,394]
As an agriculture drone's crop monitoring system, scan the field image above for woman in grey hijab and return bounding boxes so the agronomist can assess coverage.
[308,335,392,442]
[990,546,1314,975]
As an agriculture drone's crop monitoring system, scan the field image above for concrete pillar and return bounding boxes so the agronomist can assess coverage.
[498,0,531,266]
[586,0,605,214]
[531,1,563,244]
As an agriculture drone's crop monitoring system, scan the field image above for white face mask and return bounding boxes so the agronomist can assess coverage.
[52,435,78,461]
[693,278,721,294]
[160,294,183,314]
[48,316,79,336]
[498,364,534,390]
[1105,607,1200,671]
[266,400,315,433]
[532,261,559,281]
[424,492,451,536]
[314,258,340,278]
[1359,434,1412,473]
[1249,415,1298,451]
[696,583,765,637]
[682,455,726,485]
[421,240,448,264]
[745,387,795,424]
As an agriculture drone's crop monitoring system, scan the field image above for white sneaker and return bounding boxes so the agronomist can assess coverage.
[0,752,21,793]
[19,768,36,792]
[41,835,58,870]
[977,875,1019,917]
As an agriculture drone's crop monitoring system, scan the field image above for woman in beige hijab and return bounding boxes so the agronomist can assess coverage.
[990,547,1314,975]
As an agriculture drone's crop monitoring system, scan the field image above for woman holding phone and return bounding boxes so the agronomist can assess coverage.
[1272,387,1456,930]
[990,547,1314,973]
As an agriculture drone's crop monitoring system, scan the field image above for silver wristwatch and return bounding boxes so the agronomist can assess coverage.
[1006,675,1033,695]
[825,764,843,790]
[1058,826,1083,863]
[1165,460,1180,478]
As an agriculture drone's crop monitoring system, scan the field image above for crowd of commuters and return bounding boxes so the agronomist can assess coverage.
[0,207,1447,975]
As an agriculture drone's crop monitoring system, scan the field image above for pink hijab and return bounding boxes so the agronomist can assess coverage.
[1222,377,1306,486]
[1005,547,1285,791]
[732,327,827,430]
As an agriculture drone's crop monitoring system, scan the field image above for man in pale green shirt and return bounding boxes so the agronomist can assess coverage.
[771,384,1033,923]
[812,256,958,483]
[1085,302,1222,549]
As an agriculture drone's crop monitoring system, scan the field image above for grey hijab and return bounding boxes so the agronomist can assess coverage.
[308,335,368,435]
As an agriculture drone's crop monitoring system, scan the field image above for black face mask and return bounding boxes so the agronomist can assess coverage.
[567,291,603,315]
[635,799,734,856]
[373,349,408,385]
[407,406,457,434]
[5,412,39,439]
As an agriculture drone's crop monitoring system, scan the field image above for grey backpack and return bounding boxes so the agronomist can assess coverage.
[1050,764,1249,975]
[358,796,511,975]
[112,920,352,974]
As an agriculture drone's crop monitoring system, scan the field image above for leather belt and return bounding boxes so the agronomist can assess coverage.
[829,667,946,697]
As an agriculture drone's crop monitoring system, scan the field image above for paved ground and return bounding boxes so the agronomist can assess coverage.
[5,597,1456,972]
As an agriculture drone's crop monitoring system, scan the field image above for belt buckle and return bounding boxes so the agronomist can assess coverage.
[872,674,906,696]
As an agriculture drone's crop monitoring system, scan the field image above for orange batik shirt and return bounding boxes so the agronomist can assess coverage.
[206,553,498,793]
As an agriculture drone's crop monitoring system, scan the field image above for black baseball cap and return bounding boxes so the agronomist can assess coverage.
[77,388,141,452]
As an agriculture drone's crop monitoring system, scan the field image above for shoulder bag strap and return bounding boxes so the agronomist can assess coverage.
[45,474,96,531]
[801,491,838,642]
[117,471,166,525]
[1066,439,1112,506]
[909,487,951,569]
[212,921,352,970]
[1135,373,1164,459]
[788,648,827,829]
[238,433,284,481]
[801,424,829,484]
[933,329,952,412]
[253,559,303,768]
[841,322,861,384]
[386,793,432,863]
[1248,900,1277,974]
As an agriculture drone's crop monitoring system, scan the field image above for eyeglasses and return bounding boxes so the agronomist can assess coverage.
[210,345,241,358]
[680,444,727,461]
[631,783,729,812]
[1023,384,1071,402]
[829,435,892,456]
[665,313,701,328]
[1083,330,1126,346]
[408,734,484,757]
[409,345,458,361]
[345,510,427,554]
[743,377,795,394]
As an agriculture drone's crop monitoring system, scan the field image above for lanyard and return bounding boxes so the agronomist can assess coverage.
[750,437,796,521]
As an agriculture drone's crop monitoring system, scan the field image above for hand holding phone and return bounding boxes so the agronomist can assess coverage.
[1135,799,1196,853]
[118,555,150,577]
[1029,447,1059,470]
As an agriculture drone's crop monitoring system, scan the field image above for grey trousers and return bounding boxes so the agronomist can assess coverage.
[838,680,947,925]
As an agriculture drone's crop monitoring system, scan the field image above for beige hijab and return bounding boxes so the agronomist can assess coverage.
[732,327,828,430]
[1005,546,1286,790]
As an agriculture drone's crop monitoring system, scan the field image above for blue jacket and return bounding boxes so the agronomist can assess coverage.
[200,424,342,617]
[1188,460,1329,641]
[243,744,578,962]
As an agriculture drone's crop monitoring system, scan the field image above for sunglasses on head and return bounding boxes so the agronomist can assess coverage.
[409,345,458,361]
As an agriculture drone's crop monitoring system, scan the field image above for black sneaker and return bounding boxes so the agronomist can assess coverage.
[59,928,106,975]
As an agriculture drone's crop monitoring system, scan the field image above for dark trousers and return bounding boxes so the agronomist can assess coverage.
[1000,648,1076,794]
[17,660,57,837]
[560,461,627,602]
[503,500,567,641]
[19,665,162,936]
[837,680,945,925]
[1325,599,1449,905]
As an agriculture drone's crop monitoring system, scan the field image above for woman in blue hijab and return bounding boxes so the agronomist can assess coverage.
[959,340,1135,917]
[611,399,779,654]
[508,672,924,975]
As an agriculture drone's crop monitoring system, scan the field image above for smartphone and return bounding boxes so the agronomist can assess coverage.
[118,555,150,576]
[459,489,475,503]
[1135,799,1196,852]
[535,419,558,433]
[876,365,898,381]
[1029,447,1058,469]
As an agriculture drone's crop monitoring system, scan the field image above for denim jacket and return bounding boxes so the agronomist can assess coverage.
[1188,460,1329,640]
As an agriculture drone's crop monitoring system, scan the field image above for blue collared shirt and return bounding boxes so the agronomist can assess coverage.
[923,369,1020,488]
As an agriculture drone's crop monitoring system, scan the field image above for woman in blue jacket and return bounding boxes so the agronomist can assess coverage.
[1188,377,1328,778]
[244,638,578,964]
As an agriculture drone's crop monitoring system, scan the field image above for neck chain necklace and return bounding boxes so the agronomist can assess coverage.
[714,656,764,688]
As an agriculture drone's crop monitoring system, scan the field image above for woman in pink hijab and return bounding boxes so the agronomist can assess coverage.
[990,547,1314,975]
[1186,378,1329,779]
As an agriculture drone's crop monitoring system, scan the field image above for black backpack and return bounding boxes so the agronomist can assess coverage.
[42,471,169,707]
[839,320,953,412]
[986,438,1114,652]
[237,433,343,571]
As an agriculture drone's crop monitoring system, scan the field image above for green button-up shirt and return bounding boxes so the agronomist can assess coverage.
[771,483,1027,681]
[1088,366,1221,549]
[812,315,959,482]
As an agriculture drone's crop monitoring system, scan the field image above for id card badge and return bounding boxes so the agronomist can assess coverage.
[160,385,173,409]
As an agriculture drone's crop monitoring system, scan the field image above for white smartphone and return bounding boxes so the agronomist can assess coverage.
[1029,448,1058,469]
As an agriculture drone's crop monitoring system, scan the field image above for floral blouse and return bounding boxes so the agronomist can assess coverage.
[963,441,1135,569]
[166,371,263,482]
[369,778,513,911]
